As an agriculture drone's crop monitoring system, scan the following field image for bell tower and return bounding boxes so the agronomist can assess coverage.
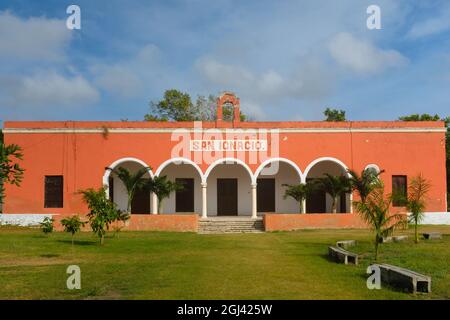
[216,91,241,127]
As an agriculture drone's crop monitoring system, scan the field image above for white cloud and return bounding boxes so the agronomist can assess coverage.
[90,44,166,98]
[1,72,99,108]
[93,65,143,98]
[0,11,71,61]
[328,32,407,74]
[241,101,267,120]
[407,14,450,39]
[196,56,332,102]
[195,57,255,89]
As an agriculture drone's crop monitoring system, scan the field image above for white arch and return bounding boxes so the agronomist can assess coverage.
[254,157,303,182]
[155,157,204,180]
[364,163,381,174]
[204,157,254,184]
[302,157,350,183]
[102,157,154,198]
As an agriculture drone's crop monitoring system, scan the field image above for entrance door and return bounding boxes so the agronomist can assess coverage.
[339,193,347,213]
[257,178,275,212]
[217,178,238,216]
[176,178,195,212]
[306,178,326,213]
[131,188,150,214]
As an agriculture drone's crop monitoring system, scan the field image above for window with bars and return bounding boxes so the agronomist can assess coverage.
[392,175,407,207]
[44,176,63,208]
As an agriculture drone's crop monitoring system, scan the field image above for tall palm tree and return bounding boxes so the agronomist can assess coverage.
[283,182,314,213]
[315,174,351,213]
[107,166,151,214]
[145,175,183,213]
[353,185,407,260]
[406,174,431,243]
[347,168,384,203]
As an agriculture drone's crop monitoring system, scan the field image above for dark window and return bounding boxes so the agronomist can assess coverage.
[44,176,63,208]
[176,178,195,212]
[392,175,407,207]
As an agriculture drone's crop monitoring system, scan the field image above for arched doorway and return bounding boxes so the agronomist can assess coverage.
[103,158,153,214]
[303,157,351,213]
[255,158,303,214]
[155,158,204,214]
[204,158,254,217]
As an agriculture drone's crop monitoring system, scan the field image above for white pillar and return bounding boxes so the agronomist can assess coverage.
[151,192,158,214]
[302,199,306,214]
[349,193,353,213]
[201,183,207,219]
[251,183,257,219]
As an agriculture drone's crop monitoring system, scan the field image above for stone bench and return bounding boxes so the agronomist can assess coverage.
[336,240,357,249]
[372,263,431,294]
[393,235,408,242]
[328,246,359,265]
[382,235,408,243]
[422,232,442,240]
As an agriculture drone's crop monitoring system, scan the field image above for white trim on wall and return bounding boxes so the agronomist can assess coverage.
[254,157,303,182]
[3,127,447,134]
[155,157,204,179]
[204,157,254,184]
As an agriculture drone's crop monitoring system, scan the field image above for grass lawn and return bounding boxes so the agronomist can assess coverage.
[0,225,449,300]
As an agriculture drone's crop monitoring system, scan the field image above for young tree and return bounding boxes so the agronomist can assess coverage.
[347,168,384,203]
[146,175,183,213]
[39,217,55,235]
[107,166,150,215]
[61,215,86,246]
[353,185,407,260]
[405,174,431,243]
[323,108,346,122]
[315,174,351,213]
[282,183,314,213]
[0,139,25,206]
[80,187,122,245]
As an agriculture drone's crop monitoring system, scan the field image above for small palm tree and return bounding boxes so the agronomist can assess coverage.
[283,182,314,213]
[107,166,151,214]
[315,174,351,213]
[146,175,183,213]
[347,168,384,203]
[353,185,407,260]
[406,174,431,243]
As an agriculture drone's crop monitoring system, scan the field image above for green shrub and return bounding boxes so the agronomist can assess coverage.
[39,216,54,234]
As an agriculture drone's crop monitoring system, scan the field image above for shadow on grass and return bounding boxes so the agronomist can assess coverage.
[57,239,97,246]
[39,253,60,258]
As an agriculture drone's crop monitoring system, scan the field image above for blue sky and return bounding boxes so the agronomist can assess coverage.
[0,0,449,122]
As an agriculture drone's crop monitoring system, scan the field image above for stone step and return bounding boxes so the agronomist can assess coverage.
[198,218,265,234]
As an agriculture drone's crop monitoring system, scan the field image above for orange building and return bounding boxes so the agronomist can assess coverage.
[2,93,448,231]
